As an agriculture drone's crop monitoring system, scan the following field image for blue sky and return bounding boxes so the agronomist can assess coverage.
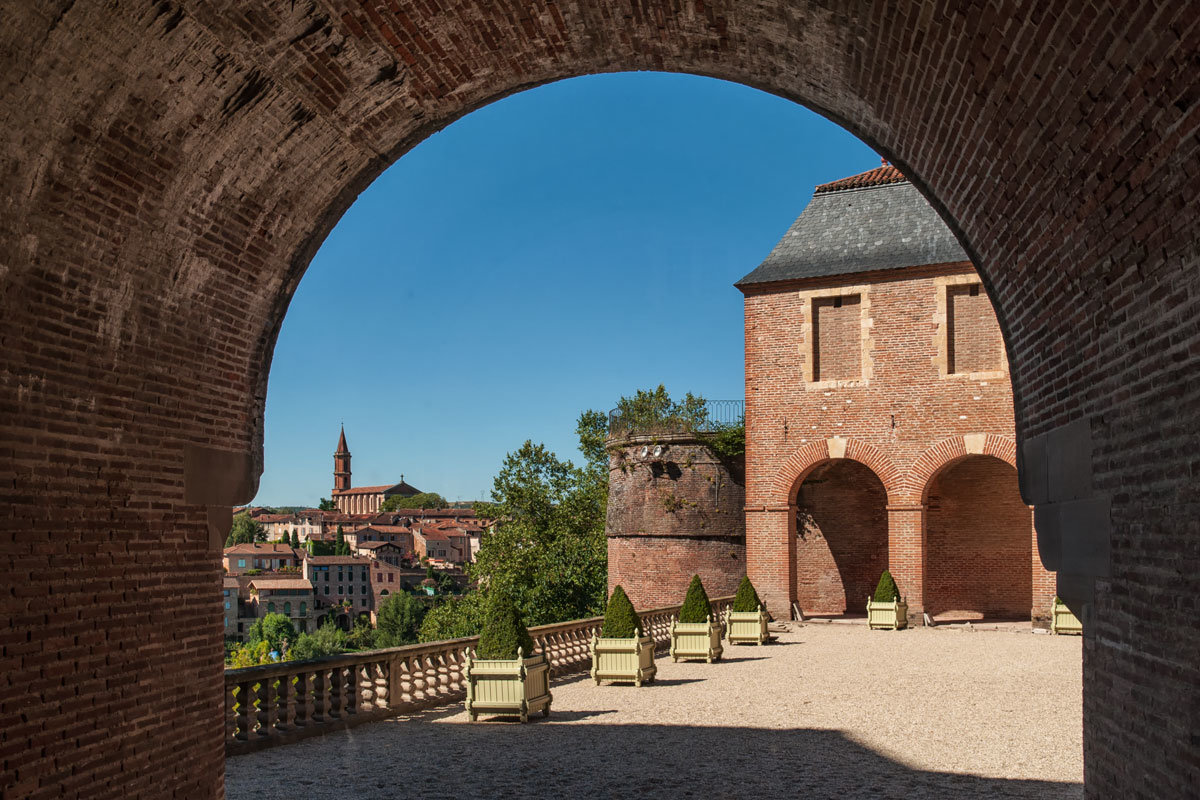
[253,71,879,507]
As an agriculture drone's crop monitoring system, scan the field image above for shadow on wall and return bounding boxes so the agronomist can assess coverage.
[227,721,1081,799]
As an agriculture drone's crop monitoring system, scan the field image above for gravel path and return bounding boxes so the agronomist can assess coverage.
[227,624,1083,799]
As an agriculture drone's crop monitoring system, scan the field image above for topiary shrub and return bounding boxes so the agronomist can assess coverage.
[873,570,901,603]
[678,575,712,623]
[731,576,762,613]
[600,585,642,638]
[476,594,536,660]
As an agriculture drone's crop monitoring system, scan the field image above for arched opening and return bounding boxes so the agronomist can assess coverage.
[792,460,889,616]
[924,456,1033,621]
[6,3,1194,797]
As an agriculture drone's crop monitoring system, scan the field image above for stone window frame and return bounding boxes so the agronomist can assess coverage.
[797,283,875,389]
[933,273,1009,380]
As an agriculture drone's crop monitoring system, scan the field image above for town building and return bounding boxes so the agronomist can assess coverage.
[355,540,409,566]
[736,163,1054,623]
[222,577,239,636]
[223,542,302,575]
[303,555,375,621]
[247,577,315,634]
[330,426,422,514]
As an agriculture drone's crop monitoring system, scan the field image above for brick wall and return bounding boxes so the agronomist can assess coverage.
[947,284,1003,374]
[925,456,1032,619]
[794,459,889,614]
[605,435,745,610]
[813,295,862,381]
[1,2,1197,797]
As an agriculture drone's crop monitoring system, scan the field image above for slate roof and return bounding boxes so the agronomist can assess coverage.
[736,167,969,288]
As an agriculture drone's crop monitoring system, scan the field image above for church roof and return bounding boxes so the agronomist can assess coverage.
[735,164,969,288]
[333,480,422,496]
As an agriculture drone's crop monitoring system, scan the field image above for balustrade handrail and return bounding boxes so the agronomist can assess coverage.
[224,596,733,755]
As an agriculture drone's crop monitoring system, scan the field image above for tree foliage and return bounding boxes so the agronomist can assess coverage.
[290,530,300,550]
[318,497,337,511]
[600,585,642,638]
[288,621,348,661]
[612,384,709,434]
[334,525,351,556]
[873,570,901,603]
[375,593,427,647]
[732,575,762,613]
[247,613,296,654]
[226,639,273,668]
[678,575,712,623]
[225,513,265,546]
[476,594,536,660]
[419,592,488,642]
[381,492,450,512]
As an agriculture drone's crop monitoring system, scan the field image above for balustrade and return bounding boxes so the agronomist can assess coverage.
[225,596,732,755]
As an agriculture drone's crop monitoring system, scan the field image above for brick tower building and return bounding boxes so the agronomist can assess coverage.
[330,426,422,514]
[738,164,1055,624]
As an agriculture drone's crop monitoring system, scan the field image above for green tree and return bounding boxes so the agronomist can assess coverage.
[419,593,488,642]
[225,512,265,546]
[873,570,901,603]
[347,618,377,650]
[376,593,427,647]
[476,594,535,660]
[288,620,348,661]
[334,525,350,556]
[678,575,713,623]
[381,492,450,512]
[308,539,334,557]
[318,497,337,511]
[227,639,273,668]
[732,575,763,613]
[611,384,709,435]
[247,613,297,654]
[600,585,642,638]
[289,530,300,550]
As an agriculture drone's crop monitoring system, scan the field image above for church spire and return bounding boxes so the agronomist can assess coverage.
[333,424,351,493]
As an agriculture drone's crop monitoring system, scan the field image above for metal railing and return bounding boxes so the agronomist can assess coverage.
[607,400,744,439]
[224,596,734,755]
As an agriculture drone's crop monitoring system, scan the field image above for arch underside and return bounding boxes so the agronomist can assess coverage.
[2,2,1199,798]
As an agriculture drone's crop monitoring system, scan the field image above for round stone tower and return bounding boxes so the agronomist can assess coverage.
[605,432,746,610]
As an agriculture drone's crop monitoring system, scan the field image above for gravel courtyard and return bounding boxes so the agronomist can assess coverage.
[227,623,1083,799]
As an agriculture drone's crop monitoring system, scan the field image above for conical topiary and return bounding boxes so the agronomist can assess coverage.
[476,594,536,660]
[731,576,762,613]
[678,575,712,623]
[600,585,642,638]
[873,570,901,603]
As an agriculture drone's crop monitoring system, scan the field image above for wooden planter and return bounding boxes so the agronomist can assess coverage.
[867,599,908,630]
[669,618,723,662]
[590,634,657,686]
[1050,599,1083,635]
[724,607,769,645]
[464,648,552,722]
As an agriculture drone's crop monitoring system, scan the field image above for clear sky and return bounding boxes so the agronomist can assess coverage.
[252,71,879,507]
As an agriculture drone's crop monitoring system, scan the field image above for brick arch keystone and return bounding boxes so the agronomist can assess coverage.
[902,434,1019,504]
[770,438,902,506]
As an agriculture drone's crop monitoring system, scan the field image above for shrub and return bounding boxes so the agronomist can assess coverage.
[476,594,536,660]
[678,575,712,623]
[731,576,762,613]
[873,570,901,603]
[600,585,642,638]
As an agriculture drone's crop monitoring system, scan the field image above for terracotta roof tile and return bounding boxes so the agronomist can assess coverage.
[223,542,299,556]
[249,578,313,590]
[814,163,906,194]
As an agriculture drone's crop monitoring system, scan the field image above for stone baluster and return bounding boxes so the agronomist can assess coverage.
[274,675,291,732]
[293,671,310,727]
[373,660,389,710]
[225,682,238,744]
[235,680,254,740]
[311,669,327,723]
[254,680,274,739]
[359,662,375,709]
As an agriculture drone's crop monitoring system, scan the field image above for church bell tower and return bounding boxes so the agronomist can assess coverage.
[333,425,351,493]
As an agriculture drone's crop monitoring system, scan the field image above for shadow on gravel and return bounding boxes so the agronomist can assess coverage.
[228,722,1082,800]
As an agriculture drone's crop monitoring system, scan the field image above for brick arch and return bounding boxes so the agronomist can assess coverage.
[770,438,902,506]
[2,2,1198,797]
[902,434,1019,504]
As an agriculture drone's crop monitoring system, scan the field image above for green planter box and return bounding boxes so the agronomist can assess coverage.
[724,607,769,645]
[867,600,908,630]
[669,619,724,662]
[590,634,657,686]
[1051,599,1083,635]
[464,649,552,722]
